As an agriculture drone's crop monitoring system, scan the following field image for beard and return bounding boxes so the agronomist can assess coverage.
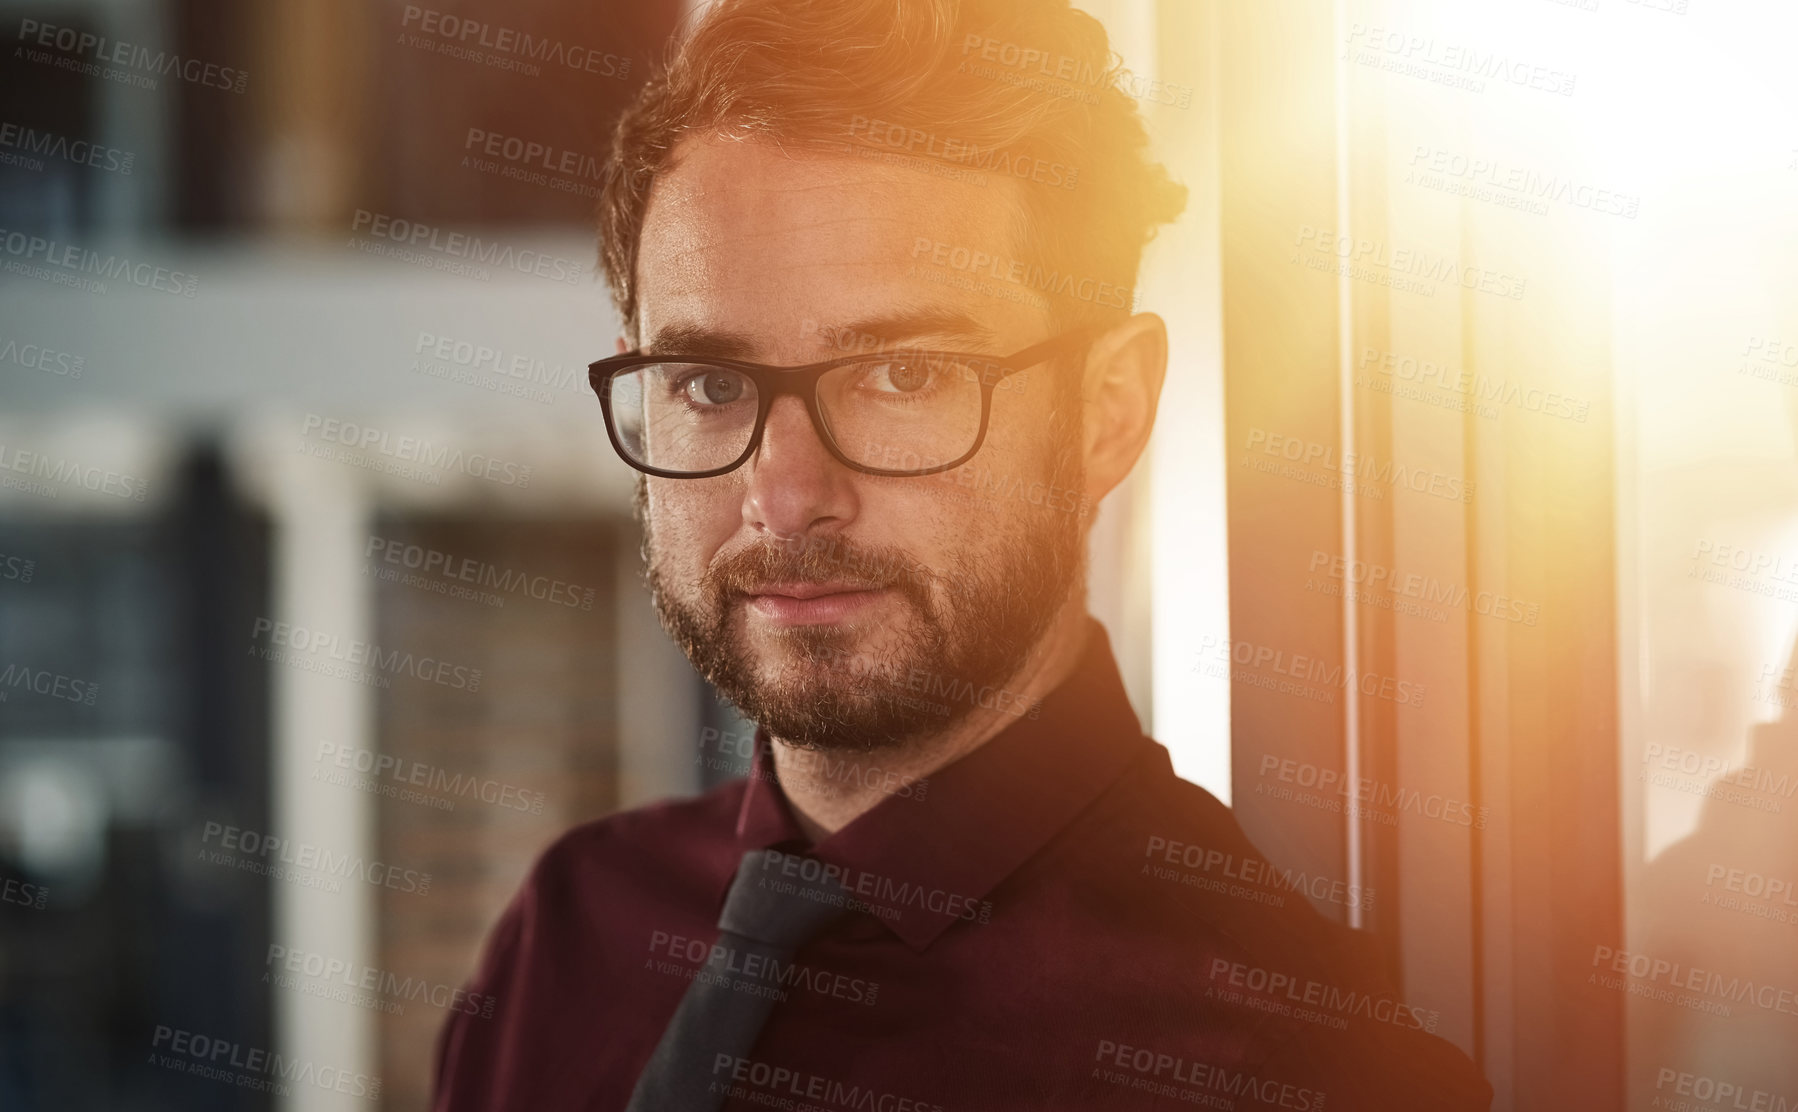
[641,411,1088,752]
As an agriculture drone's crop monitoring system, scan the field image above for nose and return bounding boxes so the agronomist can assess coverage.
[741,395,859,539]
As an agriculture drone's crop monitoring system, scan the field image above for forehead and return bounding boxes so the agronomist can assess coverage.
[634,136,1048,354]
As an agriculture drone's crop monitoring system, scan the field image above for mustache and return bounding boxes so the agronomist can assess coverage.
[705,535,937,598]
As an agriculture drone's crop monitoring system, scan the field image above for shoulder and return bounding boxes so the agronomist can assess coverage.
[1090,742,1491,1110]
[1074,740,1383,981]
[513,779,751,926]
[432,780,751,1108]
[1078,739,1286,901]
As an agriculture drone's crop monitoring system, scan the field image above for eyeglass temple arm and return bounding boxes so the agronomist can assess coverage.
[1004,326,1100,372]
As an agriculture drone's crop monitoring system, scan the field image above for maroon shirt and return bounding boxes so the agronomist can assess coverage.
[433,623,1491,1111]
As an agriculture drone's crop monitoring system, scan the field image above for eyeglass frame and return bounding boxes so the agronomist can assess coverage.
[587,327,1097,479]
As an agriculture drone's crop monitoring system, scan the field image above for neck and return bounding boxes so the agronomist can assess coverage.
[770,601,1093,842]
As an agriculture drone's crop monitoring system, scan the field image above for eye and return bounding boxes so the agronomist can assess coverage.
[683,370,748,406]
[866,360,933,394]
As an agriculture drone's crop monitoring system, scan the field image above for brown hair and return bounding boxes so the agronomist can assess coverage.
[598,0,1187,334]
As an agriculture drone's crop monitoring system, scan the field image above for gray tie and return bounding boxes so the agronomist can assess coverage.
[625,848,850,1111]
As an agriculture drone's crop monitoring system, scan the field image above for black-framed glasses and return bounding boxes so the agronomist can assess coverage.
[587,328,1094,478]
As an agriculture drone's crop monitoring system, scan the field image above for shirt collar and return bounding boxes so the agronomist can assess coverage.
[732,618,1153,951]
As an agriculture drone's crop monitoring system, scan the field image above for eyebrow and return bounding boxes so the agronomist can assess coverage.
[641,323,759,359]
[642,307,999,360]
[831,308,997,350]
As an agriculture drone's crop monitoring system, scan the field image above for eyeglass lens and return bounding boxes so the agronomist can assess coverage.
[607,352,997,475]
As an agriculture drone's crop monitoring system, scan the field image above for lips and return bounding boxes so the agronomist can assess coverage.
[741,581,890,625]
[747,580,882,599]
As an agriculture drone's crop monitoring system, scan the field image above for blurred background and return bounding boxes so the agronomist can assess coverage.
[1,0,1794,1108]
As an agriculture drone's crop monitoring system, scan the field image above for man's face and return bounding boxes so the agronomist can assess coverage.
[635,137,1087,750]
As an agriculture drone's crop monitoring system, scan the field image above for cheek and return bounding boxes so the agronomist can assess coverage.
[971,426,1057,497]
[648,478,741,567]
[918,424,1076,536]
[876,475,1010,562]
[984,386,1067,466]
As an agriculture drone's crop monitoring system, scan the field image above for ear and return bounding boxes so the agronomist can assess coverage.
[1079,312,1168,504]
[615,336,630,355]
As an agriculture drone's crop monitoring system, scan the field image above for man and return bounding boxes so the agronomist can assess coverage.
[434,0,1492,1108]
